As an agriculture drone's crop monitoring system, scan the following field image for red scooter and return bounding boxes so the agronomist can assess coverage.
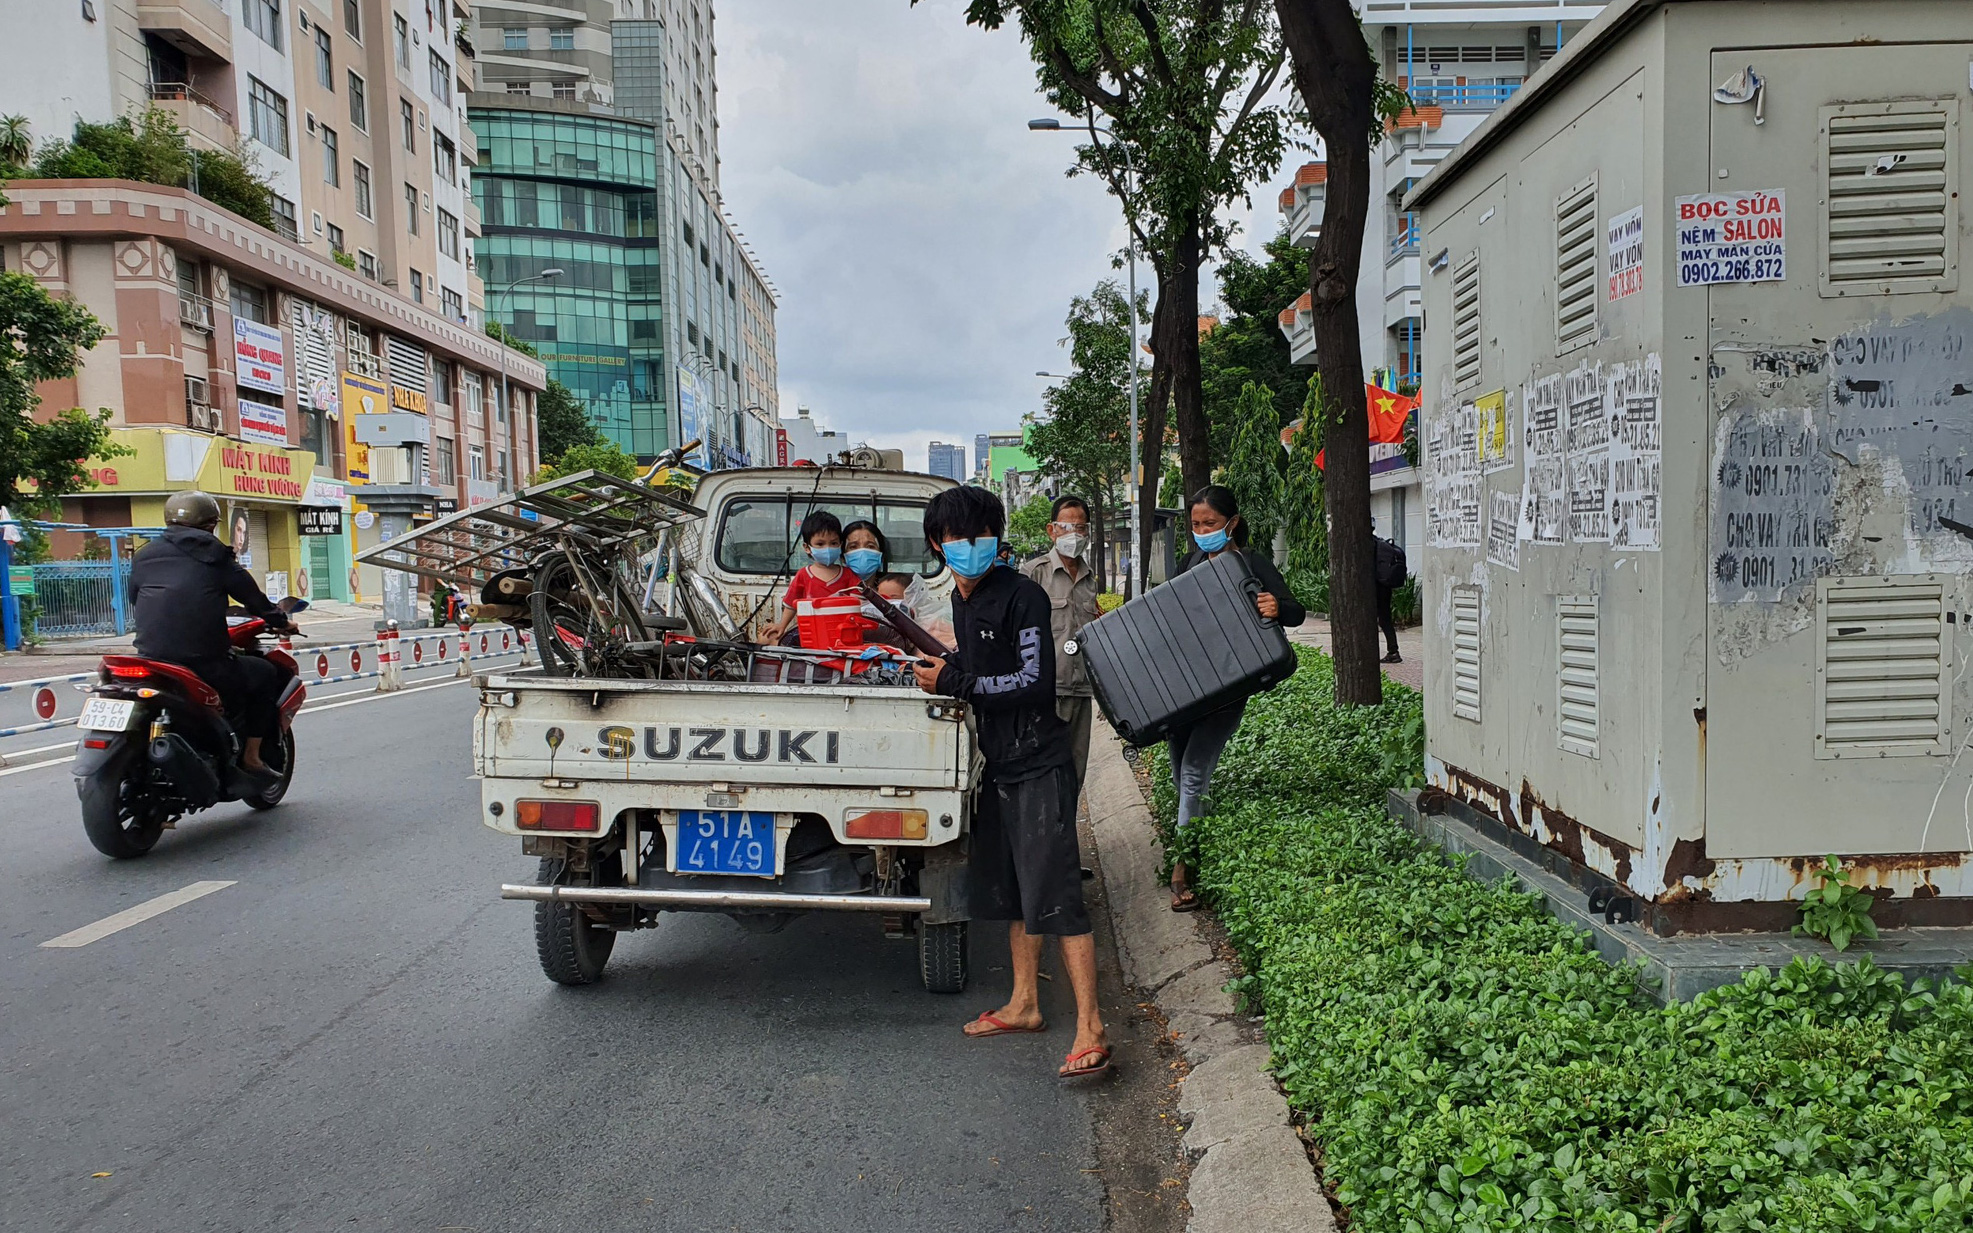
[71,616,306,858]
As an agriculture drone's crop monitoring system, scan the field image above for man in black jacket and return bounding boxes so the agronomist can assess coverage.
[130,492,295,790]
[912,485,1110,1080]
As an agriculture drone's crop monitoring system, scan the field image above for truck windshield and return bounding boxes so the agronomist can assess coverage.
[715,496,944,577]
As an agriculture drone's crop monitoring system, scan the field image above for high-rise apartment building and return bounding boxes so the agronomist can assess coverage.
[1276,3,1608,552]
[927,441,966,482]
[469,0,778,468]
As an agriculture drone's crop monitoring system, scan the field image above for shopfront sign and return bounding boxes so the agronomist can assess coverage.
[341,371,389,484]
[239,398,289,446]
[199,443,314,502]
[304,475,348,508]
[390,384,429,413]
[234,319,287,396]
[299,506,344,535]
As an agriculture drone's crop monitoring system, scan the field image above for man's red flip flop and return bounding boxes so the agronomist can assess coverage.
[963,1010,1047,1037]
[1059,1046,1112,1080]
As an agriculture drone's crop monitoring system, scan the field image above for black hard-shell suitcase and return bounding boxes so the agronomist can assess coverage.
[1071,551,1298,747]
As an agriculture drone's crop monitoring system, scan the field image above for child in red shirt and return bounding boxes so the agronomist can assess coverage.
[761,510,859,644]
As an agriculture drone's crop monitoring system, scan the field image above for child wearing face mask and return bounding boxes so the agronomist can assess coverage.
[760,510,860,644]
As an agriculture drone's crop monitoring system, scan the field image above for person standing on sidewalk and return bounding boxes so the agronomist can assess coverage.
[1020,495,1100,790]
[1166,486,1306,912]
[911,485,1111,1081]
[1373,518,1407,664]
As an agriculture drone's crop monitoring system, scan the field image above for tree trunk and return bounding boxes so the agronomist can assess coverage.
[1276,0,1382,707]
[1167,212,1212,505]
[1138,312,1174,597]
[1090,487,1108,592]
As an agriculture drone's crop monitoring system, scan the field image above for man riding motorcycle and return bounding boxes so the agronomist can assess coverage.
[129,491,298,795]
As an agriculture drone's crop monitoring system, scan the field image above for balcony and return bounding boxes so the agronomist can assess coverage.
[136,0,230,62]
[1409,82,1521,112]
[1388,213,1420,262]
[1278,292,1316,366]
[1279,161,1326,250]
[149,82,236,150]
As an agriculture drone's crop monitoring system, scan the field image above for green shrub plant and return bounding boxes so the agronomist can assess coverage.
[1149,648,1973,1231]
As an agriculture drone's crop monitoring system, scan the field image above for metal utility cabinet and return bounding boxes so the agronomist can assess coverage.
[1408,0,1973,932]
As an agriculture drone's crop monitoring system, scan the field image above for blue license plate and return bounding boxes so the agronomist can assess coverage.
[675,811,778,877]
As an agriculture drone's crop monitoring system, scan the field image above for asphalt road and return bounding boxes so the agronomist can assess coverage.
[0,676,1181,1233]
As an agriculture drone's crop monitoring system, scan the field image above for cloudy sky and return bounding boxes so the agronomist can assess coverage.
[715,0,1286,472]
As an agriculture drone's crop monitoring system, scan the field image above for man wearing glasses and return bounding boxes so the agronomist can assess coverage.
[1021,495,1101,789]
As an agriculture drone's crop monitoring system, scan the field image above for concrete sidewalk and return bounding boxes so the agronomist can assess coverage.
[1085,732,1334,1233]
[1287,615,1423,692]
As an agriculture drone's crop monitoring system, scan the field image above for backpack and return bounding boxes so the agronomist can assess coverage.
[1374,538,1408,589]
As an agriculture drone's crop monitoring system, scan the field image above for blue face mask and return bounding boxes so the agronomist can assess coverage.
[808,544,843,567]
[1194,527,1230,554]
[845,548,883,577]
[941,536,999,580]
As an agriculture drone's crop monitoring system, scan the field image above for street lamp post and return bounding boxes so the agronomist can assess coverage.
[491,268,563,490]
[1029,118,1142,595]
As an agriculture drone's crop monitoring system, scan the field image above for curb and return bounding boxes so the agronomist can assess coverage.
[1083,732,1334,1233]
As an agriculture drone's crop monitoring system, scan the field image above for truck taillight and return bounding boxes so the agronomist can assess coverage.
[844,809,928,841]
[515,800,602,832]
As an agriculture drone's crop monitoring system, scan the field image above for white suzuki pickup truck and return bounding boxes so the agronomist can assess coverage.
[468,467,978,991]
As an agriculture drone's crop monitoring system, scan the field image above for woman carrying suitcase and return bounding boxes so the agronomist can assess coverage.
[1167,485,1306,911]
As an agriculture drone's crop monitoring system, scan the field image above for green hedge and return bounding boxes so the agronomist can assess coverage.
[1149,648,1973,1232]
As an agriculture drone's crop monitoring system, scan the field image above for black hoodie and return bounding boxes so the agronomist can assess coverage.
[934,564,1073,782]
[129,525,284,664]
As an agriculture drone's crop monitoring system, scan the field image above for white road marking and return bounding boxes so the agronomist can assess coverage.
[40,880,237,948]
[0,668,506,779]
[0,739,81,760]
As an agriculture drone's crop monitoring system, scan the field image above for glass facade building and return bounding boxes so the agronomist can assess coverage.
[470,104,671,456]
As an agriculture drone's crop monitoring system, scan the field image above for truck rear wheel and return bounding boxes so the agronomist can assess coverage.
[534,856,617,986]
[917,919,968,994]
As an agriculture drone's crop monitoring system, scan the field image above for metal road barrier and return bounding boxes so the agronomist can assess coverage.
[0,625,533,748]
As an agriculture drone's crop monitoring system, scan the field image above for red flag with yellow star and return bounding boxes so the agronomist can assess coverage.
[1314,384,1419,469]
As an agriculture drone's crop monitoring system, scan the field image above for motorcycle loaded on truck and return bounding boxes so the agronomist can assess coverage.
[357,464,976,992]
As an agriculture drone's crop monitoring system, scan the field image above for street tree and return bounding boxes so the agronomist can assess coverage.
[535,440,642,484]
[1026,278,1143,587]
[1273,0,1407,705]
[1006,494,1054,560]
[0,271,116,520]
[1200,228,1308,460]
[535,379,600,467]
[1220,380,1286,561]
[940,0,1291,580]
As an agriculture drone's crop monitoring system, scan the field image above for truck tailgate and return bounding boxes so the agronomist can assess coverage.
[477,673,968,789]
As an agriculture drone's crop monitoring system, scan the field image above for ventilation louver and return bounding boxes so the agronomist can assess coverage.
[1816,577,1950,757]
[1554,177,1598,352]
[1823,102,1958,296]
[1557,595,1598,757]
[1452,252,1481,391]
[1451,585,1481,722]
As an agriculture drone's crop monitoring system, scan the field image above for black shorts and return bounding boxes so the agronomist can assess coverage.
[969,761,1090,937]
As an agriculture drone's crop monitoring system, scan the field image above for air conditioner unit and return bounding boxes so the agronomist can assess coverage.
[178,296,213,331]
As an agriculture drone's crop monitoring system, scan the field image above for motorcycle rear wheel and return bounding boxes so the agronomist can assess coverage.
[244,729,296,811]
[78,747,169,859]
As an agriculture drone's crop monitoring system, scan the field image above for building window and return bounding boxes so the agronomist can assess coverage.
[433,133,455,184]
[269,194,298,241]
[230,280,270,324]
[404,183,419,234]
[347,71,367,130]
[248,77,289,157]
[549,27,574,50]
[314,27,333,87]
[469,444,484,480]
[429,50,451,106]
[436,436,457,483]
[442,287,463,322]
[244,0,281,51]
[504,80,532,95]
[498,449,509,490]
[358,250,378,280]
[353,161,372,218]
[327,222,346,255]
[437,208,459,258]
[394,12,409,69]
[342,0,360,39]
[551,80,576,101]
[503,27,527,50]
[410,269,424,303]
[431,360,451,407]
[400,99,415,152]
[320,125,338,186]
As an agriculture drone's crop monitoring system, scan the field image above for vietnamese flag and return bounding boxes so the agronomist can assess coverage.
[1314,384,1419,469]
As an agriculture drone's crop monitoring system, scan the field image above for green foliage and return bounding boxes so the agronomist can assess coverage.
[1,271,120,518]
[1390,573,1419,625]
[0,114,31,174]
[1220,381,1286,555]
[535,440,640,483]
[1007,493,1054,560]
[484,320,540,358]
[535,379,601,467]
[332,249,357,271]
[32,110,272,229]
[1150,646,1973,1232]
[1201,229,1309,461]
[1795,857,1882,953]
[1028,278,1143,569]
[1278,376,1328,610]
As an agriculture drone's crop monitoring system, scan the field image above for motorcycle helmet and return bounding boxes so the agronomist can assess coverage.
[163,490,222,531]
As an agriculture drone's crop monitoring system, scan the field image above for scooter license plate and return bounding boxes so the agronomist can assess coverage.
[674,811,779,877]
[78,698,138,732]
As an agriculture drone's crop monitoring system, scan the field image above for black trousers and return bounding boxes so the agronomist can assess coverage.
[180,653,285,744]
[1375,585,1398,653]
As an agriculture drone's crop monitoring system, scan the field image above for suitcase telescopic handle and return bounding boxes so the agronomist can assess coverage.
[1242,573,1279,628]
